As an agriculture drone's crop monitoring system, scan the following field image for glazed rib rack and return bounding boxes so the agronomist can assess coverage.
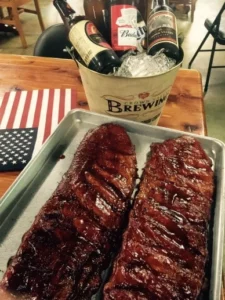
[0,124,137,299]
[104,135,214,300]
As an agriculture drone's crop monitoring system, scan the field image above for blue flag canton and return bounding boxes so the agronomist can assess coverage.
[0,128,38,172]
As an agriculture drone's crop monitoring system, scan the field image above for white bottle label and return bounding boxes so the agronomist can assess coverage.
[69,20,111,66]
[148,11,178,49]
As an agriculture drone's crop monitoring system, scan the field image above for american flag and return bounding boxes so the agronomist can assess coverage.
[0,89,79,171]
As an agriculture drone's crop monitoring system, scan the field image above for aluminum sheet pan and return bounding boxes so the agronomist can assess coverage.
[0,109,224,300]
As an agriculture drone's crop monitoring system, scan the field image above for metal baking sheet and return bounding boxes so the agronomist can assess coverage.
[0,109,224,300]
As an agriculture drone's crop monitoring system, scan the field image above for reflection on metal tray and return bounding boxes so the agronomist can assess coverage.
[0,109,224,300]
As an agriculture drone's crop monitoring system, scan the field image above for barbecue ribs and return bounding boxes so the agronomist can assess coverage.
[104,135,214,300]
[0,123,137,300]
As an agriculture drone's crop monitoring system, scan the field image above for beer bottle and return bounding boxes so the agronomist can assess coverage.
[135,0,148,23]
[83,0,110,43]
[53,0,121,74]
[147,0,179,60]
[107,0,147,55]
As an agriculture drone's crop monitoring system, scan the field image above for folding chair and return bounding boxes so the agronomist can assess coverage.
[0,0,44,48]
[188,3,225,93]
[33,24,72,59]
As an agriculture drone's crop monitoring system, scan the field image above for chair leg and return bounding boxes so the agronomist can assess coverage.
[0,7,3,18]
[7,7,11,18]
[11,4,27,48]
[188,31,210,69]
[204,38,217,93]
[33,0,45,31]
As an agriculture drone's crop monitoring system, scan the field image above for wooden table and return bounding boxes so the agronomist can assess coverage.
[0,53,223,298]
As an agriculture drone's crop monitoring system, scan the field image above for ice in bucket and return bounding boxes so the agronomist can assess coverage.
[114,50,176,78]
[77,49,183,125]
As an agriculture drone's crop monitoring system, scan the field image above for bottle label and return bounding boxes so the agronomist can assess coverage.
[111,4,138,51]
[137,10,147,51]
[148,11,178,49]
[69,20,111,66]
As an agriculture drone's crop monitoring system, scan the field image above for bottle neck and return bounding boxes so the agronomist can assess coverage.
[53,0,76,29]
[153,0,159,7]
[158,0,168,6]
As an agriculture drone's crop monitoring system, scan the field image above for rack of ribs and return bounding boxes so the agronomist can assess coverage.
[0,123,137,300]
[104,135,214,300]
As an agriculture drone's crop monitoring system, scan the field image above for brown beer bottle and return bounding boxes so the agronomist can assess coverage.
[107,0,147,55]
[53,0,121,74]
[147,0,179,60]
[83,0,110,43]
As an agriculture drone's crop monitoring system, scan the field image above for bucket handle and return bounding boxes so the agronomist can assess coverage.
[65,45,80,68]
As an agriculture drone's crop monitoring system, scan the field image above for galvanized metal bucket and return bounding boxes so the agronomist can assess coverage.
[75,49,183,125]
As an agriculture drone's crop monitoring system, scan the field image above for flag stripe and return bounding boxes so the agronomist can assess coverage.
[0,92,10,127]
[0,96,3,109]
[1,92,16,129]
[32,90,49,157]
[65,89,71,117]
[13,91,27,129]
[20,91,32,128]
[26,90,38,128]
[58,89,65,123]
[51,89,60,135]
[43,89,54,143]
[71,89,78,109]
[32,90,43,128]
[6,91,21,129]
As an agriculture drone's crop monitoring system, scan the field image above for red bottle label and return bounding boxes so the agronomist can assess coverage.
[111,4,138,51]
[148,11,178,49]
